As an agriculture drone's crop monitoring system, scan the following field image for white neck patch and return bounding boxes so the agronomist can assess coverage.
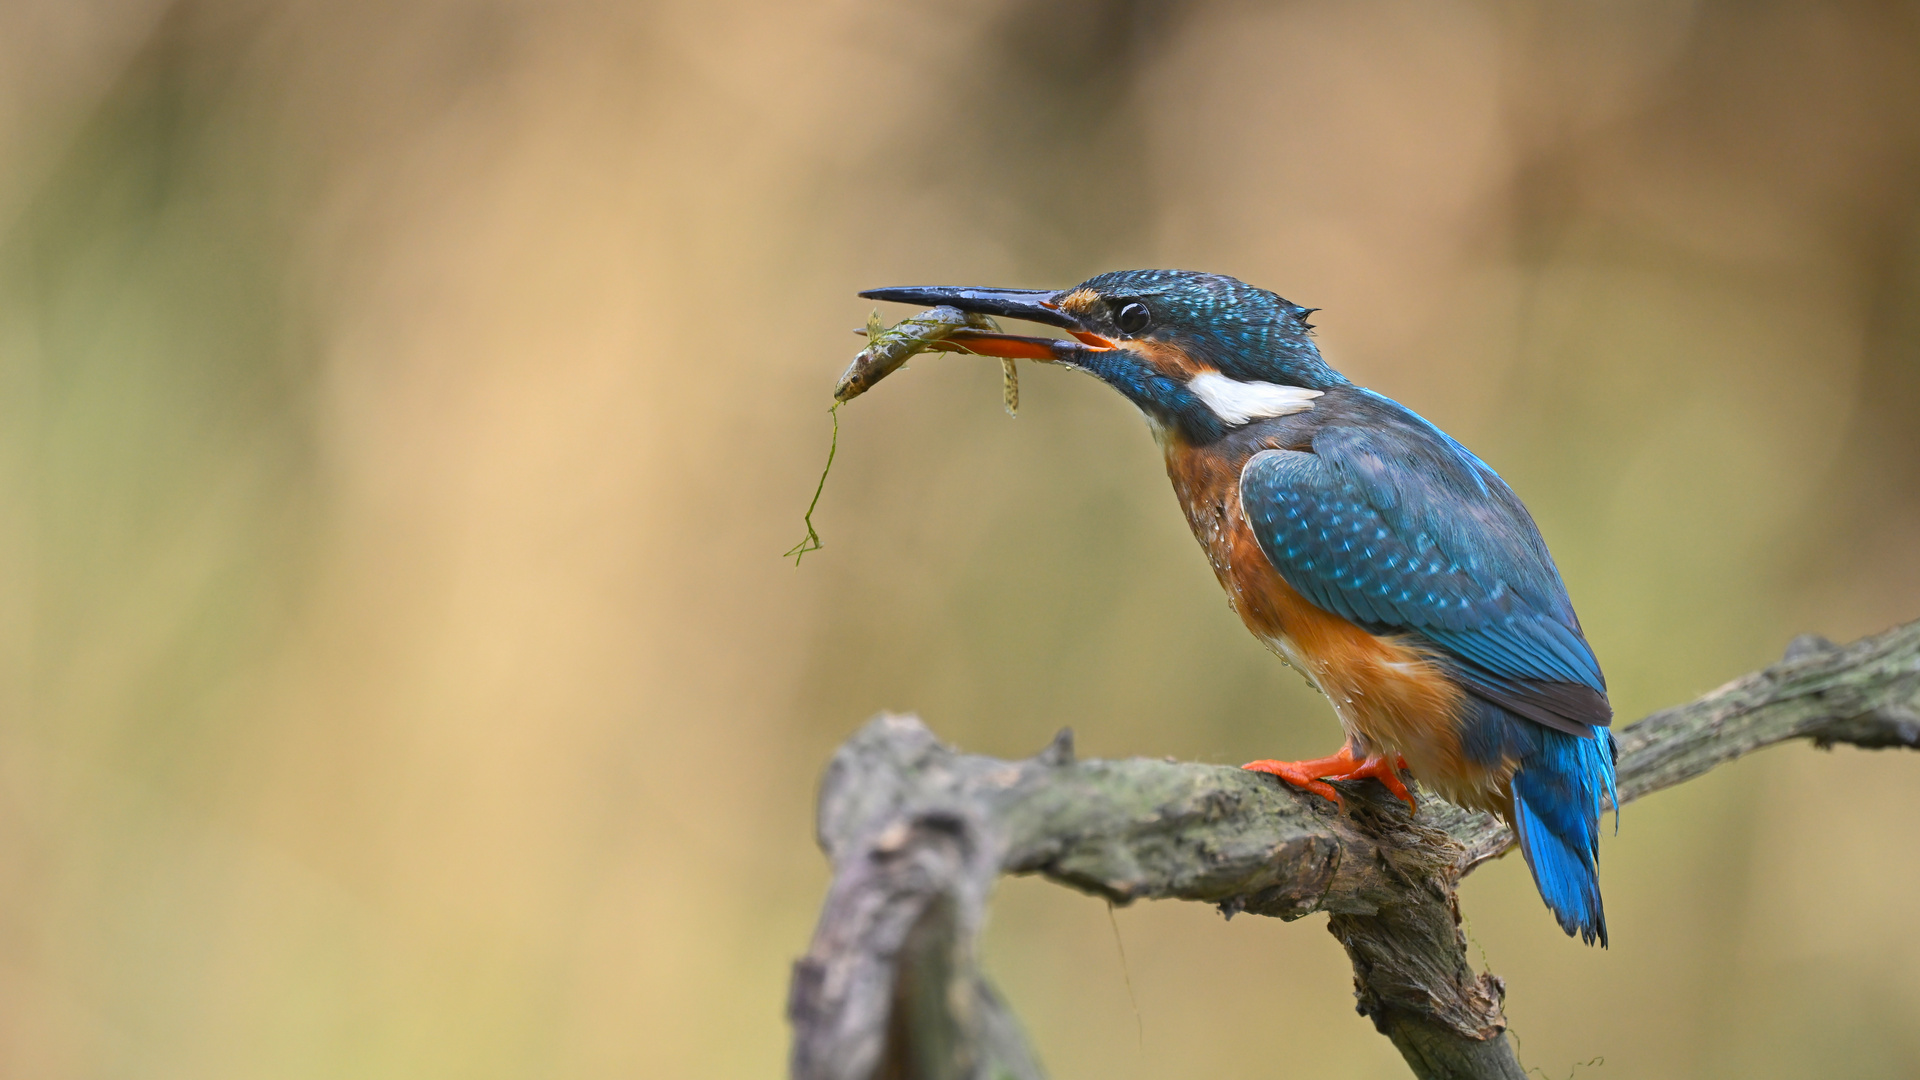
[1187,372,1322,425]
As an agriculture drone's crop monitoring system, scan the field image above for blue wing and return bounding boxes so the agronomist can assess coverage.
[1238,400,1609,735]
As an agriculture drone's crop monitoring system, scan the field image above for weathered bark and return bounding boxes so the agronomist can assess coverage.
[788,620,1920,1080]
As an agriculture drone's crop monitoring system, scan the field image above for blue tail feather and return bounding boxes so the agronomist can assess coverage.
[1461,699,1617,946]
[1509,727,1616,947]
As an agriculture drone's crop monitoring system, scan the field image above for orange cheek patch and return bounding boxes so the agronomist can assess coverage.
[1133,340,1210,380]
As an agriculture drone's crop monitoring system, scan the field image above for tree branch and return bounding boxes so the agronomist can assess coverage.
[788,620,1920,1080]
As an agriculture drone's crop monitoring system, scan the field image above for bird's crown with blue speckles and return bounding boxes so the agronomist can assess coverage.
[1076,268,1345,388]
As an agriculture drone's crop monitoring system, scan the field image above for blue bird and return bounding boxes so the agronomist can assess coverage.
[861,270,1618,945]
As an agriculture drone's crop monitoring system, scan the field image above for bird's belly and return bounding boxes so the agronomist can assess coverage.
[1245,588,1474,786]
[1253,621,1503,805]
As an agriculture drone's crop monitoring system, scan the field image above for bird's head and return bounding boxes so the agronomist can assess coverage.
[860,269,1346,445]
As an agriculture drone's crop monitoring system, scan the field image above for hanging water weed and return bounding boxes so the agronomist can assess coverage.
[784,402,838,565]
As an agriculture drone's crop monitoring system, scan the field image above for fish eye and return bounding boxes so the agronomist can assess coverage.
[1114,301,1151,335]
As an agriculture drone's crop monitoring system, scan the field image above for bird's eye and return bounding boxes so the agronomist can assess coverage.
[1115,301,1151,335]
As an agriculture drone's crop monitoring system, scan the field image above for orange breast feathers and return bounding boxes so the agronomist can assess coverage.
[1163,439,1508,806]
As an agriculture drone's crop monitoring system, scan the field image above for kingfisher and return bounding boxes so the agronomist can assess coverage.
[860,270,1618,945]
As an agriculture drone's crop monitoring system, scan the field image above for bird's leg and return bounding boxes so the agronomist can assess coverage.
[1244,744,1415,811]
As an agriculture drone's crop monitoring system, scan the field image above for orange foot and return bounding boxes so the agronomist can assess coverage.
[1243,745,1416,811]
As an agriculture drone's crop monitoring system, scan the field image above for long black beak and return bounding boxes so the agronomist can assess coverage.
[858,284,1115,363]
[857,286,1081,331]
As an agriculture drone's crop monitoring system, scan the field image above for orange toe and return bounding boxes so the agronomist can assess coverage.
[1243,746,1365,807]
[1243,759,1344,805]
[1243,745,1416,812]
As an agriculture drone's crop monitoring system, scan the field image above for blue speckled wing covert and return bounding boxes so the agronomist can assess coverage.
[1238,404,1610,736]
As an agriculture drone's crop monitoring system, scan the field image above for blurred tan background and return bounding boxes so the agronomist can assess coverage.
[2,1,1917,1077]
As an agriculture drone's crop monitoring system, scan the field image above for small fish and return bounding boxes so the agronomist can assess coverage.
[794,305,1022,565]
[834,305,1003,403]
